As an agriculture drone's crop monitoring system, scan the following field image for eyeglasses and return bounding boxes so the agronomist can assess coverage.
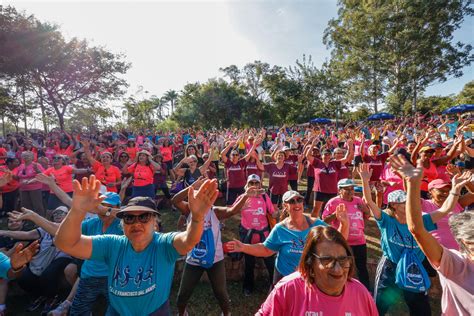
[53,156,62,161]
[122,213,153,225]
[287,197,304,204]
[313,254,353,269]
[248,181,260,185]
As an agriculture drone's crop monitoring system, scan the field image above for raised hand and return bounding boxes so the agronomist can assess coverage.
[225,239,244,253]
[356,163,373,181]
[71,175,104,213]
[35,173,55,186]
[121,176,133,189]
[389,155,423,181]
[452,171,473,193]
[335,204,349,227]
[10,240,40,270]
[187,179,219,222]
[8,208,36,222]
[446,164,461,176]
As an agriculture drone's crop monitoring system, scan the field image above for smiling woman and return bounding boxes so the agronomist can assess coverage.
[54,175,219,316]
[256,226,377,316]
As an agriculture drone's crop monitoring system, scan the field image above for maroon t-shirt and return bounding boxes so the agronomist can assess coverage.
[284,155,298,180]
[312,159,341,194]
[245,162,263,180]
[264,163,290,195]
[362,152,389,181]
[225,159,247,188]
[307,160,315,178]
[338,163,350,180]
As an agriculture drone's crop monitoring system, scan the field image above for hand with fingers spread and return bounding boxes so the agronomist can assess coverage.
[451,171,472,194]
[335,203,349,226]
[446,164,461,176]
[121,176,133,189]
[10,240,40,271]
[356,163,372,181]
[71,175,105,213]
[187,179,219,222]
[389,155,423,182]
[8,208,36,222]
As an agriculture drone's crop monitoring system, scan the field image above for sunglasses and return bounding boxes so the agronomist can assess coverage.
[287,197,304,204]
[313,254,353,269]
[122,213,153,225]
[53,156,62,161]
[248,181,260,185]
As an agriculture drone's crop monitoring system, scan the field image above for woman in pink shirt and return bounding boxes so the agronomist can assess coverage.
[237,174,276,296]
[13,151,45,217]
[395,155,474,316]
[257,226,377,316]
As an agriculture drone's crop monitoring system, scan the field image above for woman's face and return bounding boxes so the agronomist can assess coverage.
[247,180,261,190]
[22,153,33,163]
[285,196,304,218]
[391,202,407,221]
[122,211,155,245]
[101,154,112,164]
[187,146,196,156]
[52,211,67,223]
[322,152,331,162]
[53,156,64,168]
[276,152,285,162]
[231,151,240,163]
[119,153,129,161]
[339,187,354,201]
[313,240,351,296]
[138,153,148,163]
[429,186,450,204]
[420,150,434,160]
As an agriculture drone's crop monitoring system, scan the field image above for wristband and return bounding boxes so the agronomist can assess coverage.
[11,265,25,273]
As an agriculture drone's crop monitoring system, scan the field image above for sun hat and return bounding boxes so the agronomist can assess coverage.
[338,178,356,189]
[387,190,407,203]
[247,174,261,183]
[116,197,161,218]
[428,179,451,191]
[282,190,304,202]
[419,146,435,153]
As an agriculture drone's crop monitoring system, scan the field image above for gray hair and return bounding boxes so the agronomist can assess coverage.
[21,151,34,159]
[449,211,474,254]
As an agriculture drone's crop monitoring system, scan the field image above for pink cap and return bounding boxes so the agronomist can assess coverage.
[428,179,451,191]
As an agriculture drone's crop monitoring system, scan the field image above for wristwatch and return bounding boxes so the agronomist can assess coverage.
[105,207,112,217]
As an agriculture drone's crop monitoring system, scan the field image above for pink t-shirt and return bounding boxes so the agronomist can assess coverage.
[380,163,404,204]
[323,196,367,246]
[421,199,463,250]
[240,194,274,243]
[435,247,474,316]
[14,163,45,191]
[257,272,378,316]
[264,163,290,195]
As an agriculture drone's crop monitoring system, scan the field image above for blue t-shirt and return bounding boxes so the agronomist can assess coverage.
[81,218,123,278]
[376,211,436,263]
[263,218,327,276]
[90,232,179,316]
[0,252,11,280]
[446,122,459,139]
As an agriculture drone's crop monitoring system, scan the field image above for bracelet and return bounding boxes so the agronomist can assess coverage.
[450,192,460,196]
[11,265,25,273]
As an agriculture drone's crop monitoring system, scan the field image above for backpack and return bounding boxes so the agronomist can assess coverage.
[394,226,431,293]
[187,211,216,268]
[262,194,276,229]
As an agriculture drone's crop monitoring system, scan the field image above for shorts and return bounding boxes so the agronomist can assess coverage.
[269,192,283,205]
[314,192,337,203]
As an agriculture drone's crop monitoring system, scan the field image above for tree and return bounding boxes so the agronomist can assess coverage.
[65,106,115,132]
[163,89,178,114]
[456,80,474,104]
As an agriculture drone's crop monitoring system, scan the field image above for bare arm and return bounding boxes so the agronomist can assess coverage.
[9,208,60,236]
[35,174,72,207]
[357,164,382,219]
[0,229,39,240]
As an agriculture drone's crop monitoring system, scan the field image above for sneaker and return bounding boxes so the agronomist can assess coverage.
[27,296,47,312]
[47,300,71,316]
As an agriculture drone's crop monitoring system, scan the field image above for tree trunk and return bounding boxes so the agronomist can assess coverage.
[22,83,28,134]
[412,79,417,113]
[39,87,48,133]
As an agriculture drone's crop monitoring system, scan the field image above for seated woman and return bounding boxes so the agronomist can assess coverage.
[256,226,377,315]
[391,154,474,316]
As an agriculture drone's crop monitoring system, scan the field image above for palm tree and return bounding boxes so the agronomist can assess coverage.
[163,89,178,114]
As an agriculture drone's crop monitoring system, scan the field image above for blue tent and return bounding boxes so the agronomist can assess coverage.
[442,104,474,114]
[367,112,395,120]
[310,118,332,124]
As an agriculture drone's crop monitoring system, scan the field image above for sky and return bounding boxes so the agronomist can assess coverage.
[4,0,474,111]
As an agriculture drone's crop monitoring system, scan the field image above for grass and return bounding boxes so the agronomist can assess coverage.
[2,175,442,315]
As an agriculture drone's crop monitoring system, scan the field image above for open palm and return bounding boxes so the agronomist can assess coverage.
[10,241,40,270]
[390,155,423,181]
[188,179,219,221]
[71,175,104,212]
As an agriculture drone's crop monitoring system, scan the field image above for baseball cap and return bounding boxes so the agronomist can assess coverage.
[282,190,304,202]
[419,146,435,153]
[387,190,407,203]
[428,179,451,191]
[338,178,356,188]
[116,197,161,218]
[52,206,69,215]
[281,146,291,151]
[430,143,444,149]
[247,174,261,183]
[102,192,121,206]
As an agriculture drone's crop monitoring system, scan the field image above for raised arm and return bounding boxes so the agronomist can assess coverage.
[214,187,252,220]
[80,139,98,166]
[9,208,60,236]
[391,154,444,268]
[55,176,104,259]
[220,141,235,163]
[35,174,72,207]
[198,154,213,175]
[226,240,276,257]
[357,163,382,219]
[172,179,219,255]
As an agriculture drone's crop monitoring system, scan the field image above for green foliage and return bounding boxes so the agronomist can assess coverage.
[156,118,180,132]
[456,80,474,104]
[65,106,115,132]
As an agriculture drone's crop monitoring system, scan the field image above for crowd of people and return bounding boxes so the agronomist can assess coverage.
[0,111,472,315]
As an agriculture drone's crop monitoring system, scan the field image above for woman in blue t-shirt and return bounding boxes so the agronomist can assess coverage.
[55,175,220,316]
[227,190,349,285]
[357,162,467,316]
